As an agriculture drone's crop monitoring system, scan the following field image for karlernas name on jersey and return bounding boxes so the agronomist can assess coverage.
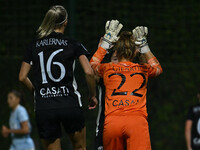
[36,38,68,47]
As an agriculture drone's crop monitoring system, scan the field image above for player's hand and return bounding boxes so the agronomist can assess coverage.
[132,26,148,47]
[1,125,10,138]
[88,96,98,109]
[132,26,150,53]
[101,20,123,50]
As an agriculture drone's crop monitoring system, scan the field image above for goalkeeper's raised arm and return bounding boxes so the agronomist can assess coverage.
[132,26,163,77]
[90,20,123,76]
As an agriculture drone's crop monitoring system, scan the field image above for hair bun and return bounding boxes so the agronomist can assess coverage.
[119,31,133,40]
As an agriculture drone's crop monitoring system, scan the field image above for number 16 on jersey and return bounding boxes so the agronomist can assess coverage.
[38,49,66,84]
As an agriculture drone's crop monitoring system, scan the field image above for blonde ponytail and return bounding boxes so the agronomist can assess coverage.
[37,5,68,39]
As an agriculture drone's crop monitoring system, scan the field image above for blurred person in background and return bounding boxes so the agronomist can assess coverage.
[90,20,162,149]
[185,90,200,150]
[19,5,97,150]
[1,90,35,150]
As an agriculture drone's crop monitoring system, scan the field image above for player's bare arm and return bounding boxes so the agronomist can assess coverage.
[19,62,34,94]
[185,120,193,150]
[90,20,123,75]
[2,121,29,136]
[79,55,98,109]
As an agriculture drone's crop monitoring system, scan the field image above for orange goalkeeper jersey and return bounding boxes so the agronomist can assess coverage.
[90,47,162,117]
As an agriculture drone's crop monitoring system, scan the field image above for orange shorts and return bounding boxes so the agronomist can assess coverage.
[103,114,151,150]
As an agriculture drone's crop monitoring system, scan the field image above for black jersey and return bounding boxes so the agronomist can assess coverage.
[23,32,89,110]
[95,78,105,150]
[187,103,200,149]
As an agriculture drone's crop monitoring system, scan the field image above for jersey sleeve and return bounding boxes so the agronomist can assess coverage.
[18,107,29,123]
[186,107,194,121]
[74,42,90,58]
[23,42,34,64]
[146,57,163,78]
[90,47,107,77]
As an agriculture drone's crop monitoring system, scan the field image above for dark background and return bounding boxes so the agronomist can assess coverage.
[0,0,200,149]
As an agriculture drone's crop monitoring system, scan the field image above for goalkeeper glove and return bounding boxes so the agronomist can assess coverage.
[101,20,123,50]
[132,26,150,53]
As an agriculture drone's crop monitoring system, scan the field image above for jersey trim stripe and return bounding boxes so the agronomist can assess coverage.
[72,61,82,107]
[34,91,36,112]
[96,85,102,136]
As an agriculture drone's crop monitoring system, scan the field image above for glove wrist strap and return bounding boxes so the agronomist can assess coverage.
[100,37,112,50]
[140,44,150,53]
[100,41,110,50]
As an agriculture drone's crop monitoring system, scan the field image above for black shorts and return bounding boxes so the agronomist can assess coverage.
[35,107,85,140]
[192,146,200,150]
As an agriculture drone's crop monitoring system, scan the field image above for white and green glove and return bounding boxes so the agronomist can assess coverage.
[101,20,123,50]
[132,26,150,53]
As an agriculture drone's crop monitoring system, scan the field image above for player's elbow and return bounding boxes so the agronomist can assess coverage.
[158,67,163,76]
[19,74,26,82]
[19,70,28,82]
[155,66,163,77]
[185,127,191,138]
[185,125,192,132]
[24,129,29,134]
[22,127,30,134]
[185,120,192,132]
[84,67,94,77]
[160,66,163,74]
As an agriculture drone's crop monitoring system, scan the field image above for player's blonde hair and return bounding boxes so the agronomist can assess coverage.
[114,31,136,61]
[37,5,68,38]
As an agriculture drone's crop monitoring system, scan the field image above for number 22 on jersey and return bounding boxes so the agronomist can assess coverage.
[108,73,146,97]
